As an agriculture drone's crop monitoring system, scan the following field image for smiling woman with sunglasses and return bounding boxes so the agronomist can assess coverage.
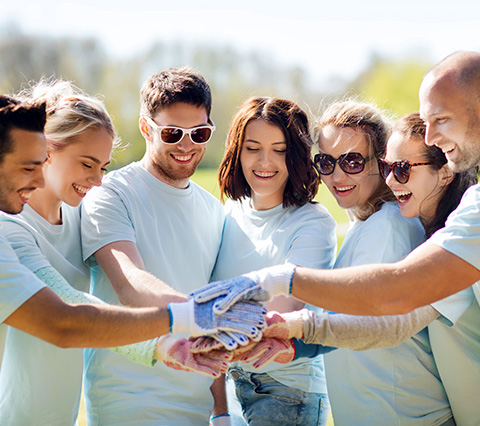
[312,100,454,426]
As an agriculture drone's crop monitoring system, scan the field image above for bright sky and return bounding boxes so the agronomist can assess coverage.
[1,0,480,86]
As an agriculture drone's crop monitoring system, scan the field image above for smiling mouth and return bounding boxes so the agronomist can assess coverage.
[73,183,90,197]
[394,190,412,204]
[171,154,194,163]
[18,191,32,204]
[253,171,277,179]
[334,185,355,193]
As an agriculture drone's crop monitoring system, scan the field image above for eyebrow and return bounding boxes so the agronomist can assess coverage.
[244,139,286,145]
[80,155,111,166]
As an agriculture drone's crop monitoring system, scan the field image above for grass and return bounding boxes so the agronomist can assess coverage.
[77,169,344,426]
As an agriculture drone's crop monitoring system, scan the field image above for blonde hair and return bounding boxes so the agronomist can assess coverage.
[18,79,120,151]
[316,100,395,221]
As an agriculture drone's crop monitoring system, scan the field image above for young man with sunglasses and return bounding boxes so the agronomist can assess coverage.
[80,68,233,425]
[192,51,480,320]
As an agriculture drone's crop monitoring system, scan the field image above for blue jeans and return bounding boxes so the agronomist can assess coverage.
[228,367,330,426]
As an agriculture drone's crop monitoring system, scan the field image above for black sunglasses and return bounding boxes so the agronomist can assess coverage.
[378,159,433,184]
[314,152,371,175]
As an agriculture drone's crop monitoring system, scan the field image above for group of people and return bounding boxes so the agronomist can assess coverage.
[0,50,478,426]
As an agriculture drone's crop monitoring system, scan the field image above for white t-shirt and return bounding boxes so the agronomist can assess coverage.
[81,162,224,426]
[429,183,480,425]
[0,204,88,426]
[325,202,453,426]
[212,198,336,393]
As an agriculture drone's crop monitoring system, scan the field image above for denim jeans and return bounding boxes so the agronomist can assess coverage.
[228,367,330,426]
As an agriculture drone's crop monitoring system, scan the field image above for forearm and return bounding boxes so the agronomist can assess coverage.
[210,375,228,416]
[35,266,157,365]
[5,287,171,349]
[94,242,187,307]
[301,306,439,350]
[291,243,480,315]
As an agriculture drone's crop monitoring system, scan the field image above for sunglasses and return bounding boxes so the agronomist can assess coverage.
[143,116,215,144]
[314,152,372,175]
[378,159,433,184]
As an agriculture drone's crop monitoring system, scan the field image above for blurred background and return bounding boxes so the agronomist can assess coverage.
[1,0,479,169]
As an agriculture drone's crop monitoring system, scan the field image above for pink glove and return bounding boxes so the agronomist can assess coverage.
[262,310,306,339]
[234,337,295,369]
[154,335,231,378]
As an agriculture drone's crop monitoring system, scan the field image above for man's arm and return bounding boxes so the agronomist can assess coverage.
[292,242,480,315]
[4,287,171,348]
[94,241,186,307]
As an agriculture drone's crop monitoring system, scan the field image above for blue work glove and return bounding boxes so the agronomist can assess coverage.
[190,264,296,314]
[168,298,267,338]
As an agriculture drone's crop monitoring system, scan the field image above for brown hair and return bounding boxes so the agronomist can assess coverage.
[140,67,212,118]
[218,97,319,207]
[393,112,478,237]
[316,100,395,221]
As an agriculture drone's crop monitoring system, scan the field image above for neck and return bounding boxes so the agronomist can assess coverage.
[250,194,283,211]
[28,187,63,225]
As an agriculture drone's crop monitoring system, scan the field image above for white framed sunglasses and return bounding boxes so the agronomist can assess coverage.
[143,116,216,144]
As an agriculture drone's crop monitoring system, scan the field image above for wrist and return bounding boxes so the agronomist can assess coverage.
[210,413,231,426]
[167,301,191,334]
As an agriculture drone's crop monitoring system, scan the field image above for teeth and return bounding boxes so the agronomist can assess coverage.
[335,185,355,192]
[19,191,31,201]
[254,171,277,178]
[393,190,412,197]
[172,154,193,162]
[73,184,89,194]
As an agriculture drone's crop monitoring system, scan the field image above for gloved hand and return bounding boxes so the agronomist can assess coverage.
[154,335,232,378]
[262,310,308,340]
[168,298,266,338]
[227,337,295,369]
[190,264,296,314]
[191,329,256,352]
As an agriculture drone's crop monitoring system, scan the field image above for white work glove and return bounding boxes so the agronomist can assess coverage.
[210,414,232,426]
[190,264,296,314]
[168,298,266,339]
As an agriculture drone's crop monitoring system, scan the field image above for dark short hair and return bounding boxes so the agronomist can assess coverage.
[140,67,212,118]
[393,112,478,237]
[218,97,319,207]
[0,95,46,164]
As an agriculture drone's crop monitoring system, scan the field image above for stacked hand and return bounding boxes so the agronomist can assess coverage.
[168,298,267,346]
[190,264,296,314]
[154,335,232,378]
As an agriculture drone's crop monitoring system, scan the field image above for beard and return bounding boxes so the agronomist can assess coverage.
[451,116,480,172]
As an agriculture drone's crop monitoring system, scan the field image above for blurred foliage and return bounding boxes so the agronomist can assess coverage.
[0,25,434,169]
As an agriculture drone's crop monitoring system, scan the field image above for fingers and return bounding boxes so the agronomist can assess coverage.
[242,338,294,369]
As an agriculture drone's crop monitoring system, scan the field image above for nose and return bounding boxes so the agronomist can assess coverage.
[33,167,45,189]
[385,169,396,188]
[88,169,104,187]
[175,134,195,152]
[425,122,439,146]
[330,162,347,182]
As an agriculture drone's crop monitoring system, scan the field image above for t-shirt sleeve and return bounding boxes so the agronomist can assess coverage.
[431,286,476,326]
[285,205,337,270]
[81,184,136,261]
[429,184,480,272]
[0,219,50,273]
[0,235,46,323]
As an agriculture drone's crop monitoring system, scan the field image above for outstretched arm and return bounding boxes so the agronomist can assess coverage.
[292,242,480,315]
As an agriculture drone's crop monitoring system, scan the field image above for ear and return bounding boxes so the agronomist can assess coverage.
[139,117,152,142]
[439,164,455,187]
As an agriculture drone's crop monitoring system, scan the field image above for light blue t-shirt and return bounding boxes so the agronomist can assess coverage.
[324,202,453,426]
[429,183,480,426]
[0,204,88,426]
[212,198,336,393]
[81,162,224,426]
